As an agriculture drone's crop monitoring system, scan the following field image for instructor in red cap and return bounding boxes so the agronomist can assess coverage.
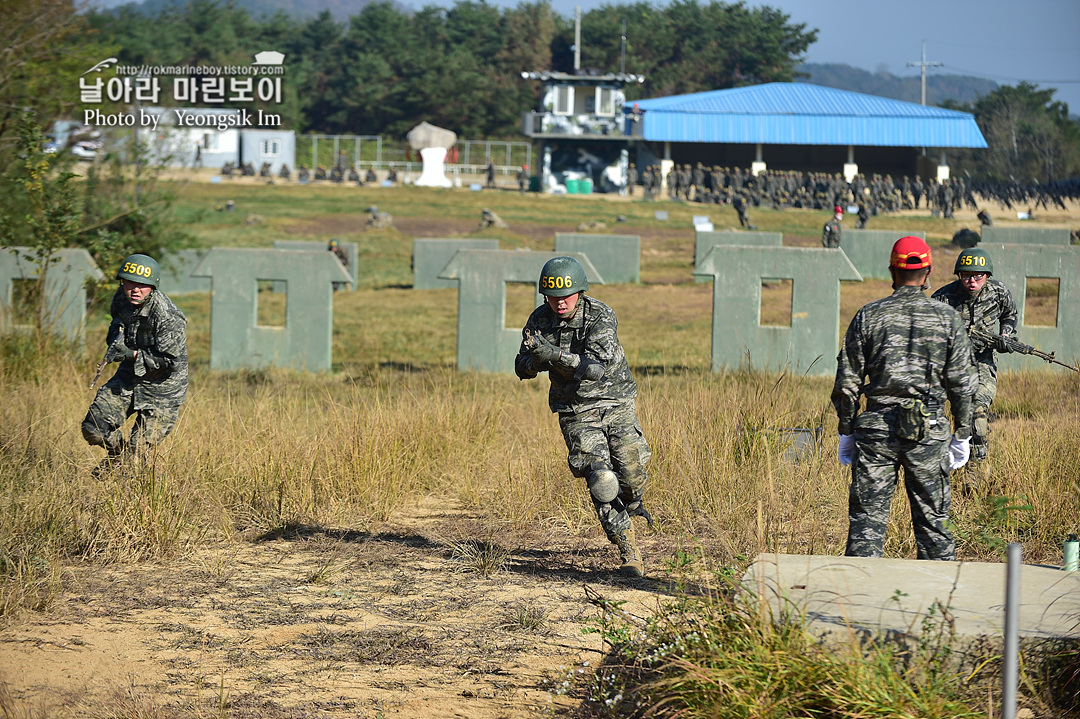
[822,205,844,248]
[831,237,976,560]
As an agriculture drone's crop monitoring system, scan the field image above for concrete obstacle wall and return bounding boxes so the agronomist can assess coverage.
[694,230,782,283]
[192,248,351,371]
[842,230,926,281]
[554,233,641,284]
[412,239,499,290]
[695,246,862,376]
[0,248,104,343]
[982,226,1071,246]
[438,249,604,373]
[274,240,359,291]
[159,250,212,295]
[984,243,1080,371]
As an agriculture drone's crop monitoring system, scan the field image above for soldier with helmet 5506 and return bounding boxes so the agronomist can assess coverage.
[515,257,652,577]
[82,253,188,467]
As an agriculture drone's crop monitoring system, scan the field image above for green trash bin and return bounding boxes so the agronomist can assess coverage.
[565,178,579,194]
[580,178,593,195]
[528,175,540,192]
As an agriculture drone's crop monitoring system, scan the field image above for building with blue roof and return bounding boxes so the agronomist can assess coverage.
[630,83,986,185]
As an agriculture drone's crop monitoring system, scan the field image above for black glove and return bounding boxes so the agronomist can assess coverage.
[529,333,562,365]
[106,342,136,363]
[995,334,1010,353]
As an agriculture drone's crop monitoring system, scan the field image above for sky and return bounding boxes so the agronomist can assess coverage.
[493,0,1080,112]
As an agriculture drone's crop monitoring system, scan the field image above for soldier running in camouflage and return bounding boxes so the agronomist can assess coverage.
[83,254,189,467]
[515,257,652,577]
[931,248,1017,485]
[833,237,976,560]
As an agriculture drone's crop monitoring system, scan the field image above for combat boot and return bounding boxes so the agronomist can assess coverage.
[611,523,644,578]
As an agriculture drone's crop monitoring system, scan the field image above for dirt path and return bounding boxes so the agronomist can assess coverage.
[0,499,686,718]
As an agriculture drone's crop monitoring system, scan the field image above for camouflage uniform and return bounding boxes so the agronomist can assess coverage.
[833,285,976,560]
[82,288,189,457]
[822,216,842,248]
[931,278,1017,461]
[515,295,650,539]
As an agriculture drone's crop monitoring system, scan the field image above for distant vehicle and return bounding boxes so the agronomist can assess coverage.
[70,141,99,159]
[43,142,61,154]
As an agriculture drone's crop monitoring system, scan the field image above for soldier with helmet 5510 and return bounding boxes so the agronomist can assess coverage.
[515,257,652,577]
[833,237,976,560]
[82,254,188,467]
[932,248,1018,482]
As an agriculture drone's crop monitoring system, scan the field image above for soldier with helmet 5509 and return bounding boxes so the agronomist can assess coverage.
[515,257,652,577]
[82,253,188,467]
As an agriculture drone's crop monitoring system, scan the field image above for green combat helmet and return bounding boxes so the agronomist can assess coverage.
[954,248,993,276]
[538,256,588,298]
[117,254,161,287]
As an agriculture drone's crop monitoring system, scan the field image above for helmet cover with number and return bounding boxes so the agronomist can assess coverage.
[954,248,993,276]
[538,256,588,297]
[116,254,160,288]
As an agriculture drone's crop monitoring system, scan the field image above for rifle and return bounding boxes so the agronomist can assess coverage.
[89,332,125,389]
[970,327,1080,372]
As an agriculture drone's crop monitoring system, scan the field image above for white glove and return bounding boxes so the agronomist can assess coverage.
[948,435,971,470]
[838,434,856,466]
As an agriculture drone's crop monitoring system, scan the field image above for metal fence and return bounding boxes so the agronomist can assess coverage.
[295,135,531,177]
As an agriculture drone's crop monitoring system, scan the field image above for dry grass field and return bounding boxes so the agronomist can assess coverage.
[1,177,1078,718]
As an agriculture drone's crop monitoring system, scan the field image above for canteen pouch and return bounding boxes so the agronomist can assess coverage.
[896,398,930,442]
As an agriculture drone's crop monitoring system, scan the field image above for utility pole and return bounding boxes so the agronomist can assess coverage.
[907,40,942,106]
[573,6,581,73]
[620,20,626,74]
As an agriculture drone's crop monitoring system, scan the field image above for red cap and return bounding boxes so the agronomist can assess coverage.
[890,236,932,270]
[834,205,843,214]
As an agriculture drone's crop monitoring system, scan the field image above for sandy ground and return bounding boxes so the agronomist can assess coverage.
[0,498,699,718]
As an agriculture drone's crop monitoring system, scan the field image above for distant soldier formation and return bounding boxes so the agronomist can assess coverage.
[628,165,1080,219]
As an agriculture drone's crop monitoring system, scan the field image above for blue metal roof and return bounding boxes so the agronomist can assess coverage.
[632,83,987,148]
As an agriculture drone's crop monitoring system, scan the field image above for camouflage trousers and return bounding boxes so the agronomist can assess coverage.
[82,379,181,458]
[972,360,998,462]
[559,401,651,538]
[846,431,954,560]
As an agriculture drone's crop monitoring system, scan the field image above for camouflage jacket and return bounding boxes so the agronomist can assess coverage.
[931,278,1018,363]
[515,295,636,415]
[105,288,189,409]
[832,285,976,437]
[822,218,842,248]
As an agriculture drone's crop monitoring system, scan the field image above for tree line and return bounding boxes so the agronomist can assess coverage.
[82,0,818,138]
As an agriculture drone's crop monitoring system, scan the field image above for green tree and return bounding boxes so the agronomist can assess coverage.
[944,83,1080,183]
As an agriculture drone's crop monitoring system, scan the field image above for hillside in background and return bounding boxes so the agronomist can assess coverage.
[798,62,999,106]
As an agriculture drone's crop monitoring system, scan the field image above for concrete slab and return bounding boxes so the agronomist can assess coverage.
[694,246,862,376]
[694,230,782,283]
[981,243,1080,371]
[412,238,499,290]
[742,553,1080,664]
[982,227,1071,246]
[842,230,925,281]
[159,250,211,295]
[554,233,640,284]
[0,248,104,344]
[438,249,604,373]
[274,240,359,291]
